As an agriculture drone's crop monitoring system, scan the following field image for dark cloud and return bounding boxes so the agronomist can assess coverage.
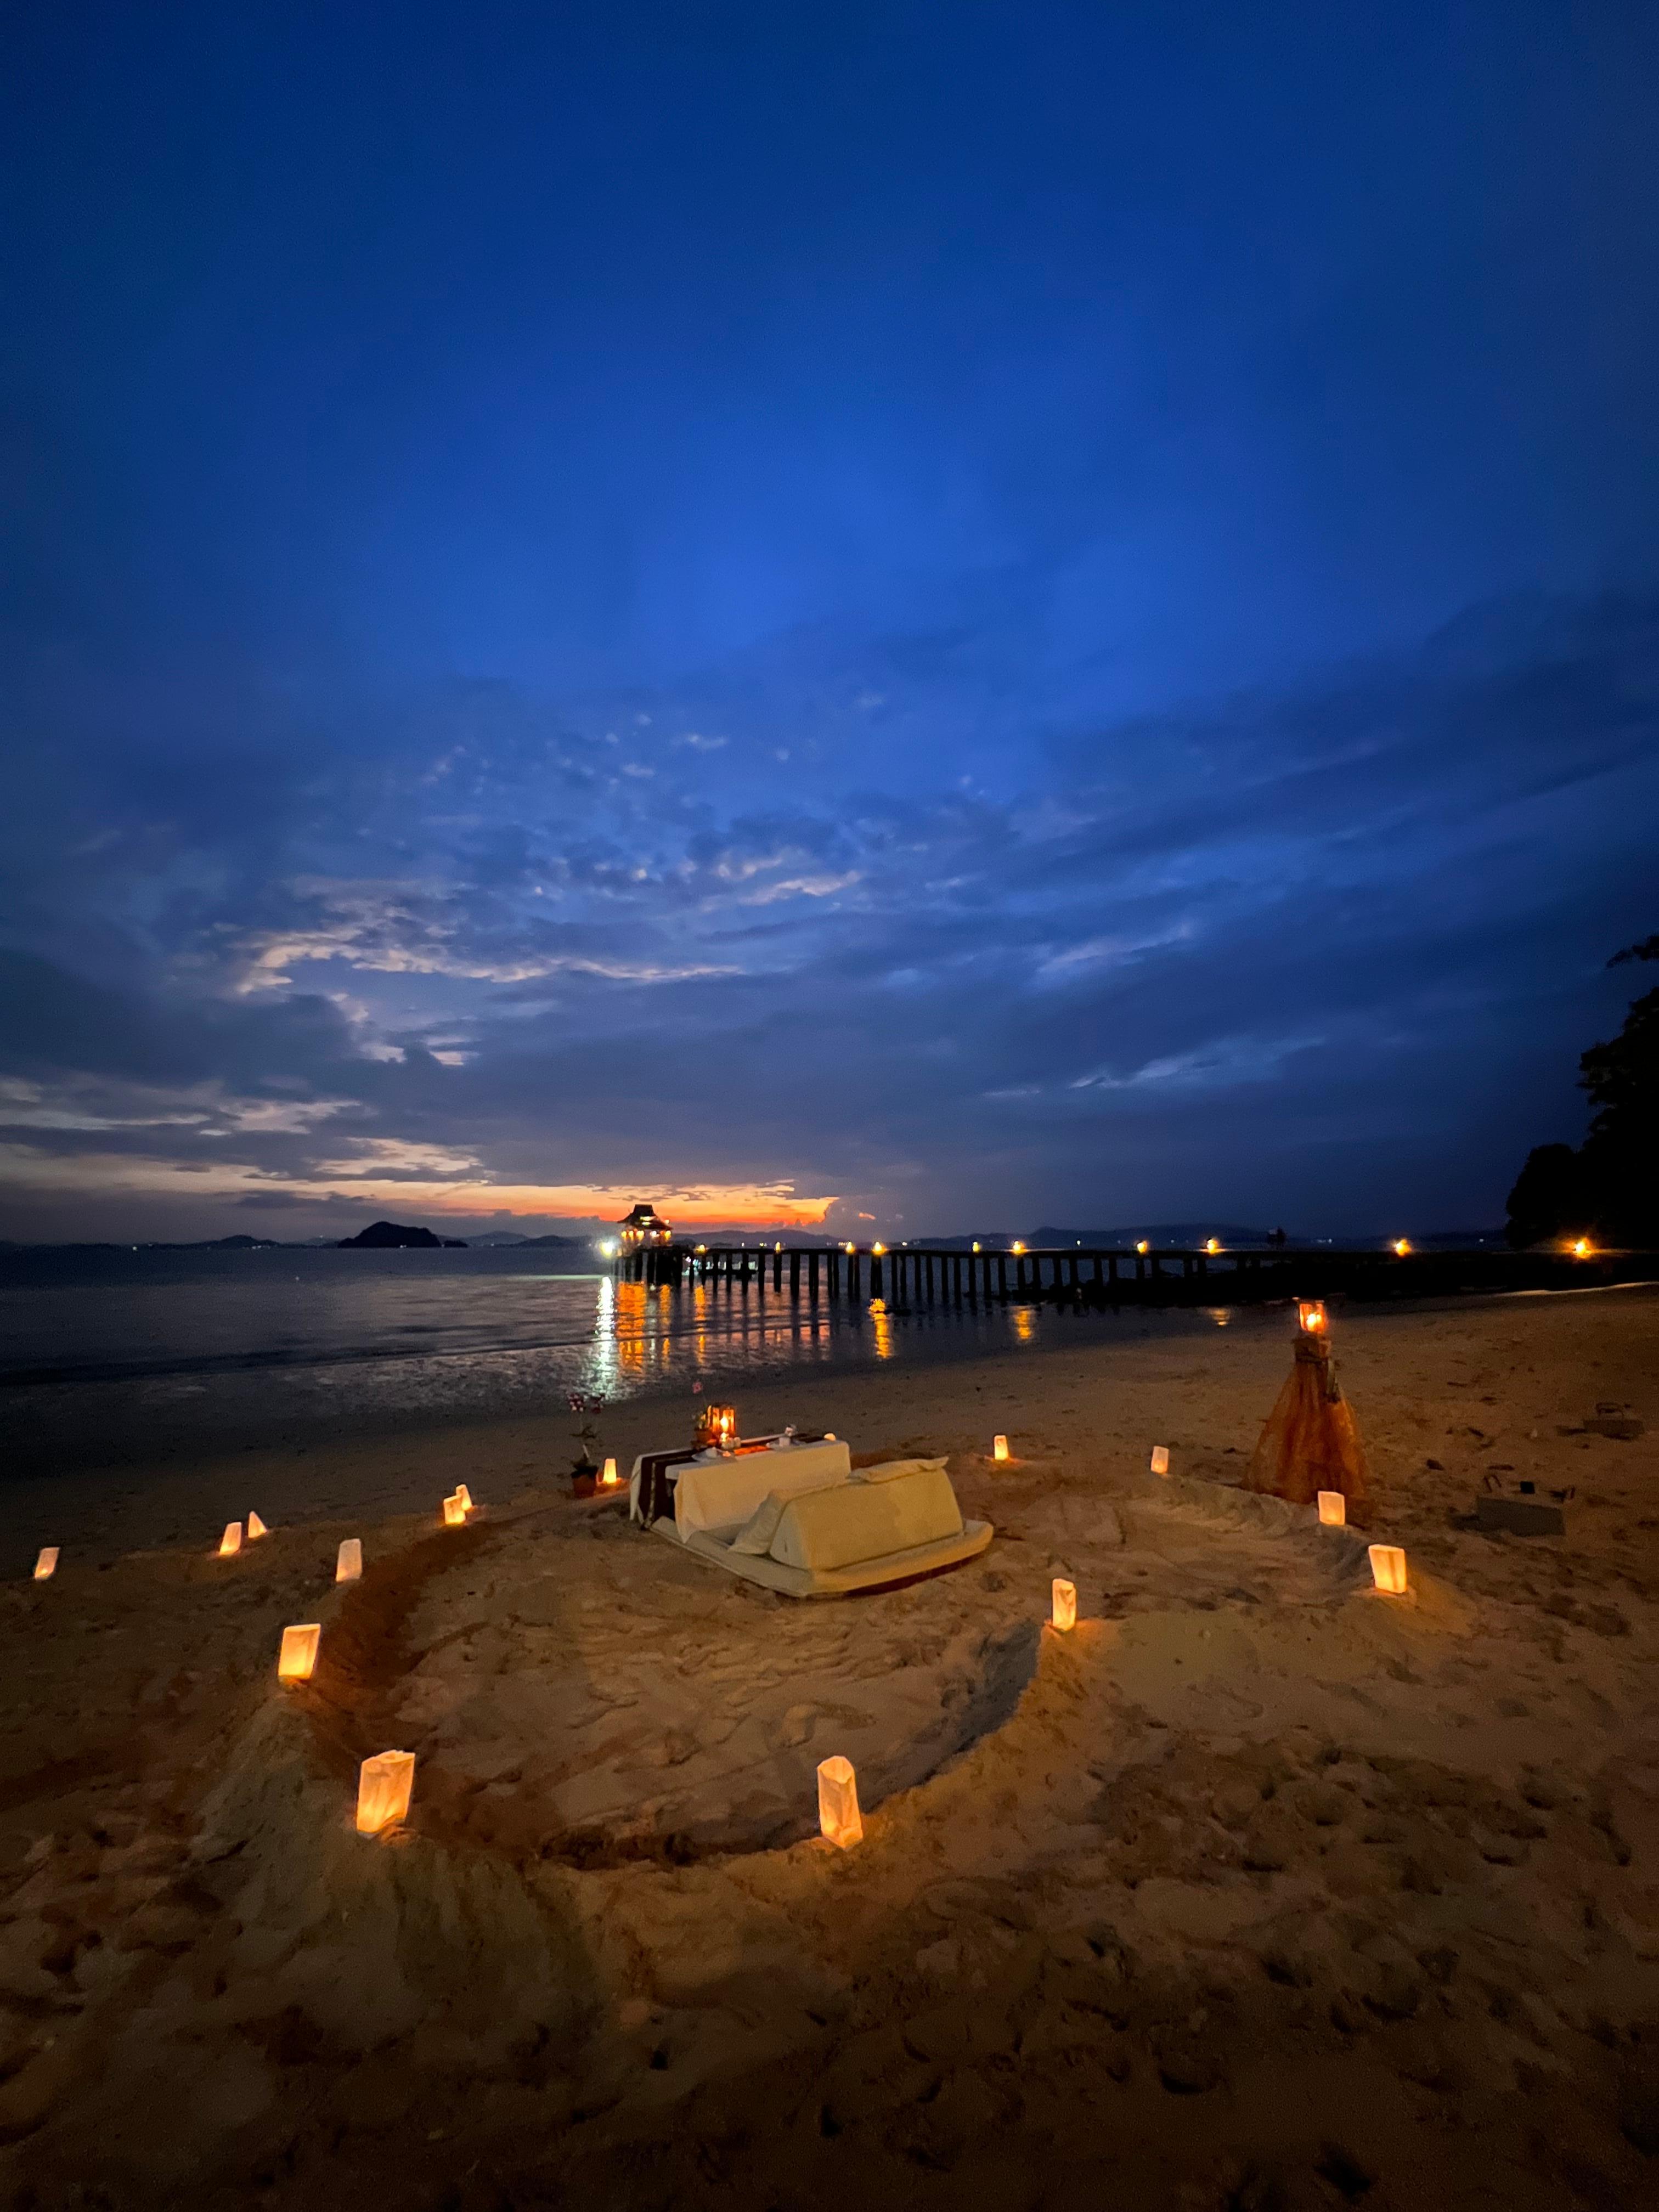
[3,7,1656,1236]
[1,584,1653,1238]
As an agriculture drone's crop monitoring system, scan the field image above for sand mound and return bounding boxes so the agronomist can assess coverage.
[2,1292,1655,2208]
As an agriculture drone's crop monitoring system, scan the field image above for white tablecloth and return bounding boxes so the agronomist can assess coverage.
[631,1438,851,1539]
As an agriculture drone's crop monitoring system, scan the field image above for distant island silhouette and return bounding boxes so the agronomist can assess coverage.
[336,1220,469,1249]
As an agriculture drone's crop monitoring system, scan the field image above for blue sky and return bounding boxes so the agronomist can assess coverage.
[2,3,1656,1240]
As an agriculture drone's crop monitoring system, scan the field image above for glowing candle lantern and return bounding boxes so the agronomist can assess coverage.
[817,1754,863,1850]
[1368,1543,1408,1595]
[600,1458,619,1487]
[247,1510,268,1539]
[1317,1490,1346,1527]
[696,1402,739,1451]
[453,1485,473,1513]
[219,1522,242,1558]
[1150,1445,1170,1476]
[33,1547,58,1581]
[1051,1577,1076,1632]
[824,1431,837,1442]
[336,1538,363,1583]
[442,1494,466,1527]
[1297,1300,1328,1336]
[276,1623,320,1682]
[356,1750,415,1837]
[992,1434,1011,1462]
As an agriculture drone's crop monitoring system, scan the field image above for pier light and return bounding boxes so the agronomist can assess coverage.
[33,1548,58,1581]
[972,1241,980,1252]
[219,1522,242,1558]
[277,1624,321,1683]
[695,1243,706,1254]
[1051,1577,1077,1632]
[1135,1239,1150,1255]
[817,1755,864,1850]
[600,1239,617,1257]
[601,1457,619,1486]
[872,1242,885,1255]
[1392,1239,1412,1257]
[1297,1300,1328,1335]
[1317,1490,1346,1527]
[443,1494,467,1526]
[1150,1445,1170,1476]
[1571,1237,1593,1259]
[992,1434,1011,1462]
[356,1751,416,1837]
[1011,1240,1026,1255]
[1368,1544,1408,1596]
[1205,1237,1221,1255]
[336,1538,363,1583]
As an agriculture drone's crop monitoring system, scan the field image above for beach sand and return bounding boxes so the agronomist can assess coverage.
[1,1290,1655,2207]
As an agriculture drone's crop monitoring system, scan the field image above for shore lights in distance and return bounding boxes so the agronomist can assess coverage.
[817,1755,863,1849]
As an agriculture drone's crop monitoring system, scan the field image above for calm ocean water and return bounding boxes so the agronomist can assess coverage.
[0,1244,1252,1473]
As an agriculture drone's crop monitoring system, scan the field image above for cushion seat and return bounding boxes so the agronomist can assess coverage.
[648,1458,992,1598]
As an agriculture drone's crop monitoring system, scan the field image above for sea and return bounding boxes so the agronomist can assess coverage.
[0,1243,1259,1475]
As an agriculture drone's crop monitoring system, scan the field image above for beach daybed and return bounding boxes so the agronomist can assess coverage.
[645,1452,993,1598]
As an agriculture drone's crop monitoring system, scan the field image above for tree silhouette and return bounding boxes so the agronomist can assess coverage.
[1506,936,1659,1248]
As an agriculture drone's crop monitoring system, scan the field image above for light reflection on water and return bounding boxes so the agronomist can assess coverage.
[0,1245,1274,1471]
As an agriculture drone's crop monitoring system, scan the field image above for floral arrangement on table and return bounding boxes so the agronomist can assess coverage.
[566,1392,608,1494]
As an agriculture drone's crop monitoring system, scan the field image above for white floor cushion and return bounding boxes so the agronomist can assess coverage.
[769,1464,964,1573]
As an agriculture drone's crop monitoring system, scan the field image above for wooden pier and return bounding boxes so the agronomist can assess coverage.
[611,1240,1649,1308]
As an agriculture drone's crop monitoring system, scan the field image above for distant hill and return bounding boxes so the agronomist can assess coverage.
[1027,1223,1288,1249]
[336,1220,467,1249]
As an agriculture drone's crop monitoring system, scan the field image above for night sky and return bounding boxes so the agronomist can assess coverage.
[3,4,1656,1243]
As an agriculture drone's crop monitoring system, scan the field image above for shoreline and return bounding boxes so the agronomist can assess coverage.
[9,1280,1657,1570]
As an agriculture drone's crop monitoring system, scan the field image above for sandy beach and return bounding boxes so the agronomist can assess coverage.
[1,1288,1656,2208]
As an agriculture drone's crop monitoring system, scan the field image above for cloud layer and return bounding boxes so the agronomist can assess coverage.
[4,7,1656,1239]
[3,587,1654,1240]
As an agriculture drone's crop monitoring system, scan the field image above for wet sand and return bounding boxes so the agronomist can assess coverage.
[1,1290,1655,2208]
